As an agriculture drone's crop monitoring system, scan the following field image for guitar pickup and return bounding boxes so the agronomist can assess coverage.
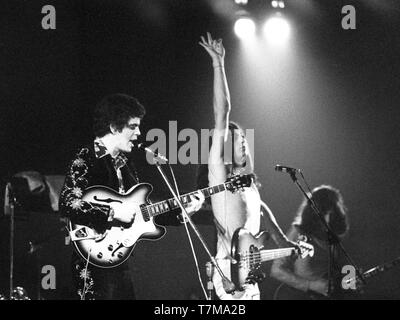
[69,226,98,241]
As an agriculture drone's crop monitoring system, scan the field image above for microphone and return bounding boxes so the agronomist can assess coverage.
[275,164,301,174]
[137,143,168,162]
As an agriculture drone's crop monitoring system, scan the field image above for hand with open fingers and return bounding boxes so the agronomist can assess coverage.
[199,32,225,66]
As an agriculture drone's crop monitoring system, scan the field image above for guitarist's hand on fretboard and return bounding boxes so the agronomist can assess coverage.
[176,191,206,223]
[181,191,205,219]
[289,241,302,257]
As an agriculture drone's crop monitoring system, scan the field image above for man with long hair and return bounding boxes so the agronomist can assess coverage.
[271,185,349,299]
[198,33,294,300]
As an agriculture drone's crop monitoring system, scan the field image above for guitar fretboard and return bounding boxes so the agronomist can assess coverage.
[241,248,295,266]
[343,256,400,286]
[362,257,400,280]
[258,248,295,262]
[141,181,235,221]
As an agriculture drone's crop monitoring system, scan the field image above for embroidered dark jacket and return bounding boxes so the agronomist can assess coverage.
[59,143,139,228]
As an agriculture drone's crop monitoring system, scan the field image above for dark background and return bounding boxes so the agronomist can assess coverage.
[1,0,400,299]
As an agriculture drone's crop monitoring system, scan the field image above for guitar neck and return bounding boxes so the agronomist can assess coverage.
[361,256,400,280]
[144,182,231,218]
[258,247,295,263]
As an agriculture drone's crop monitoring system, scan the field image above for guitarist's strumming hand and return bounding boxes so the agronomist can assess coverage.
[109,207,135,224]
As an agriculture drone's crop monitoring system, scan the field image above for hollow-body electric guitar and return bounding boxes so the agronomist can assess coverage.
[231,228,314,290]
[69,174,254,268]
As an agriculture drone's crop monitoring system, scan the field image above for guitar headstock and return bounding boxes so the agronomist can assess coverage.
[297,241,315,259]
[225,174,254,193]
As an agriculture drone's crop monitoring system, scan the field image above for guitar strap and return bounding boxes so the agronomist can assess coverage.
[119,157,140,193]
[120,164,139,190]
[214,217,234,262]
[214,217,226,237]
[259,210,266,233]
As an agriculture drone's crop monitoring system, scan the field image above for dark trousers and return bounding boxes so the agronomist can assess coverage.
[71,252,135,300]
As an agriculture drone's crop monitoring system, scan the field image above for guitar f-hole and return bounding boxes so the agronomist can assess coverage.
[93,196,122,204]
[111,243,124,257]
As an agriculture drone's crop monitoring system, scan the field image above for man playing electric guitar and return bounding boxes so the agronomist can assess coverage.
[59,94,204,300]
[271,185,350,300]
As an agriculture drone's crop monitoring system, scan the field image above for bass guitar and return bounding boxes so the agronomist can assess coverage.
[69,174,254,268]
[231,228,314,290]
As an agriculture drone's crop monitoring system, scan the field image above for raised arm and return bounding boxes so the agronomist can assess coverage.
[199,33,231,182]
[199,32,230,131]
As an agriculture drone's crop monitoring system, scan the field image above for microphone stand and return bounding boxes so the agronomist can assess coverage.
[5,183,16,300]
[286,170,364,297]
[205,261,214,300]
[150,155,236,296]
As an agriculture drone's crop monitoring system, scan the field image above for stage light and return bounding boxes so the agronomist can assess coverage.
[234,18,256,39]
[235,0,248,4]
[263,15,290,45]
[272,1,285,9]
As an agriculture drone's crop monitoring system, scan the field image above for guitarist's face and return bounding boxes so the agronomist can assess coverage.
[115,117,142,153]
[231,129,247,168]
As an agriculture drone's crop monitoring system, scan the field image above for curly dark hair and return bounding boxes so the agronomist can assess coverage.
[93,93,146,137]
[293,185,349,238]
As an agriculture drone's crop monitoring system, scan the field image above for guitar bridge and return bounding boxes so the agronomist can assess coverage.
[69,226,98,241]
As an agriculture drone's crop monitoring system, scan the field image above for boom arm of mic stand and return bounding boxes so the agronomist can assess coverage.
[288,171,365,294]
[153,160,236,294]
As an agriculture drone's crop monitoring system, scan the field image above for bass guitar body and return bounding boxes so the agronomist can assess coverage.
[231,228,270,290]
[231,228,314,290]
